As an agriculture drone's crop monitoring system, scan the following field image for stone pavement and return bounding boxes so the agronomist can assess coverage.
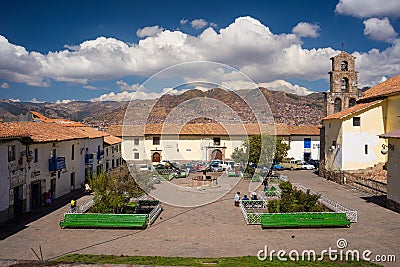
[0,171,398,266]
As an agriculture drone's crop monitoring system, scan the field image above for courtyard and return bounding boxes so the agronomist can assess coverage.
[0,170,399,266]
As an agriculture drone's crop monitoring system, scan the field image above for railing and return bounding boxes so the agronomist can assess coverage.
[239,200,268,225]
[97,150,104,160]
[77,199,94,213]
[292,183,358,223]
[148,203,162,225]
[49,157,66,171]
[85,153,94,164]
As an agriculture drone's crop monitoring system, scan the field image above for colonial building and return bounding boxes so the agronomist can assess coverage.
[0,122,88,222]
[106,123,320,164]
[104,135,123,171]
[321,75,400,187]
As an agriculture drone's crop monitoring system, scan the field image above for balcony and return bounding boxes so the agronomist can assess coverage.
[85,153,94,164]
[49,157,66,172]
[97,150,104,160]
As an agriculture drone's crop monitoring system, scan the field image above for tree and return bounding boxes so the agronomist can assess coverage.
[274,138,290,165]
[231,135,290,175]
[89,165,144,214]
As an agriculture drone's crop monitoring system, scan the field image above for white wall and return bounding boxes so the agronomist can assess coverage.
[121,136,146,162]
[285,135,320,161]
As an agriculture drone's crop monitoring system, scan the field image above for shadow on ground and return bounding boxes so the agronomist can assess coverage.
[0,189,84,240]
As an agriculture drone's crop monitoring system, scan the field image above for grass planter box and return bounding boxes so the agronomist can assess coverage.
[261,212,350,228]
[59,213,148,229]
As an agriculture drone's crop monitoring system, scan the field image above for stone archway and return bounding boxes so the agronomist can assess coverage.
[211,149,222,160]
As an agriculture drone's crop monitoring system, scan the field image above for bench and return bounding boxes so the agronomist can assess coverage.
[261,212,350,228]
[59,213,148,229]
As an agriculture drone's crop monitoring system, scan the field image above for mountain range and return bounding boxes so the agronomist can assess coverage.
[0,88,325,126]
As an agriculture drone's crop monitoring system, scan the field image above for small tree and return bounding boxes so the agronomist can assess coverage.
[89,166,144,214]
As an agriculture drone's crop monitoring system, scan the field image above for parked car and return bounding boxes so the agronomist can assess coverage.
[280,158,302,170]
[296,161,315,170]
[210,163,223,172]
[308,159,320,169]
[272,164,285,170]
[139,164,149,171]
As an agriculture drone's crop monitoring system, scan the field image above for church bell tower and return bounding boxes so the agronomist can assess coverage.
[325,51,360,116]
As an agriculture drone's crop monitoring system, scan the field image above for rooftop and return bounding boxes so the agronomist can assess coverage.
[361,75,400,101]
[0,122,87,142]
[379,129,400,139]
[323,100,384,120]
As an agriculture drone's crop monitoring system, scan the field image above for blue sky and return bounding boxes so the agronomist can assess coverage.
[0,0,399,102]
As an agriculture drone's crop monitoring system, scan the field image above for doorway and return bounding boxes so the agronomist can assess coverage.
[152,152,161,162]
[13,185,23,215]
[303,152,311,162]
[211,149,223,160]
[31,181,41,209]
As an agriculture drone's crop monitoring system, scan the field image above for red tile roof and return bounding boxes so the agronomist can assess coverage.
[30,111,86,126]
[104,135,122,145]
[323,100,384,120]
[105,123,319,137]
[0,122,87,142]
[361,75,400,100]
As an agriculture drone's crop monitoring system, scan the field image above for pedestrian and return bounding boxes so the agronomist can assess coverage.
[262,177,269,191]
[242,195,249,201]
[70,199,76,213]
[234,192,240,206]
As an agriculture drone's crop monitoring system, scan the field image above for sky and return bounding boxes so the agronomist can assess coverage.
[0,0,400,102]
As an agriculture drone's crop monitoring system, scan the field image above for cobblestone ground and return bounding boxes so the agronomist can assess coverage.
[0,171,399,266]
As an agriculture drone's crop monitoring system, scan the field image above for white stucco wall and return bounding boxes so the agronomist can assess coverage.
[341,105,386,170]
[285,135,320,161]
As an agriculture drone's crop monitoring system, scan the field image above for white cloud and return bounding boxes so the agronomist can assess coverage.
[29,98,45,103]
[363,17,398,42]
[136,25,164,38]
[83,85,97,90]
[180,19,188,25]
[336,0,400,18]
[210,22,218,28]
[91,88,188,101]
[1,82,9,88]
[258,80,313,95]
[292,22,320,38]
[191,19,208,29]
[55,99,74,104]
[116,80,143,91]
[0,16,400,91]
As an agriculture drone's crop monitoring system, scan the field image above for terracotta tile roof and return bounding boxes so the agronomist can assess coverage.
[106,123,319,137]
[30,111,85,126]
[0,122,87,142]
[72,126,108,139]
[361,75,400,100]
[104,135,122,145]
[379,129,400,139]
[323,100,384,120]
[275,124,320,136]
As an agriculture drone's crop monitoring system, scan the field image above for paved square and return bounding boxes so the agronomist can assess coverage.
[0,171,398,266]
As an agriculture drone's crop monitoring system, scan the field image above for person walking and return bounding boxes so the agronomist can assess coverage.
[70,199,77,213]
[234,192,240,206]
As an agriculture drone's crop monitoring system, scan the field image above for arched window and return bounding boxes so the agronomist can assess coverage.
[349,98,356,107]
[341,61,348,71]
[334,98,342,113]
[341,78,349,91]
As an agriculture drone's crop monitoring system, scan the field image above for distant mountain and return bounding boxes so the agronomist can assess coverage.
[0,87,325,126]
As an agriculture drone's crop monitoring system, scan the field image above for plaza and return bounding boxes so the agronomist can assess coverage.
[0,170,398,266]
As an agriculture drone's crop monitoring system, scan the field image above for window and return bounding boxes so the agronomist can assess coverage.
[70,172,75,190]
[213,137,221,146]
[349,98,356,108]
[334,98,342,113]
[71,144,75,160]
[341,78,349,91]
[34,148,38,163]
[341,61,348,71]
[8,145,16,162]
[134,138,139,146]
[353,117,361,126]
[304,138,311,149]
[153,136,160,145]
[51,148,56,158]
[134,152,140,159]
[97,145,100,153]
[365,144,368,154]
[58,171,61,179]
[106,148,109,156]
